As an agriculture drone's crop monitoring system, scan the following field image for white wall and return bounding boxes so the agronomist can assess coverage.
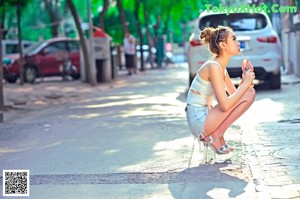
[294,31,300,77]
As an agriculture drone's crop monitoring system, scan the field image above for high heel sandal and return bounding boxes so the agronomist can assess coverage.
[223,144,234,152]
[200,134,232,155]
[197,137,215,163]
[201,134,233,150]
[220,135,234,152]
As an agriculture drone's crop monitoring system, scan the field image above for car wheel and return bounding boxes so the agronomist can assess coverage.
[24,65,38,83]
[5,76,18,83]
[269,70,281,89]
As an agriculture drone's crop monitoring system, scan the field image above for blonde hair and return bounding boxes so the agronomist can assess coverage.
[200,26,232,56]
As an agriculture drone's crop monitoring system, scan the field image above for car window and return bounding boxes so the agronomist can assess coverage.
[6,44,18,54]
[67,41,79,52]
[199,13,267,31]
[24,41,46,54]
[24,43,31,48]
[44,42,67,54]
[2,42,34,55]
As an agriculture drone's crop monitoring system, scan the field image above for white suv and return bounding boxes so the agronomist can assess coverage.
[187,11,282,89]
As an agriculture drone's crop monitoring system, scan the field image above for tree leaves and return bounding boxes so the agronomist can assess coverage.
[1,0,213,44]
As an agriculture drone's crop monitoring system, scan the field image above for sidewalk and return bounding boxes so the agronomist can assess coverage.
[281,73,300,85]
[240,73,300,199]
[1,69,132,123]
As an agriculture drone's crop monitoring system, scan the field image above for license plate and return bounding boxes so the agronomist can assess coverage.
[239,41,246,49]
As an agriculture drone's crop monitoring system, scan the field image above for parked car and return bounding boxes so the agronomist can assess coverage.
[187,11,282,89]
[2,39,35,57]
[3,37,80,83]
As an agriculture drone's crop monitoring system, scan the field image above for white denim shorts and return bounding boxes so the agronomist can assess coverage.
[186,104,209,138]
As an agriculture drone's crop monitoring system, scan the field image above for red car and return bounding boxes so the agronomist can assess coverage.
[3,37,81,83]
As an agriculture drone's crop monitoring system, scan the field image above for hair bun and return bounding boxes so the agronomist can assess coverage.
[200,27,215,44]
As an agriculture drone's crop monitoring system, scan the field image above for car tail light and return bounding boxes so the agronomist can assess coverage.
[189,39,205,47]
[257,36,277,43]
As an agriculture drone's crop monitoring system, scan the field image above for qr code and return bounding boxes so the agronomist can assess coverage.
[3,170,30,196]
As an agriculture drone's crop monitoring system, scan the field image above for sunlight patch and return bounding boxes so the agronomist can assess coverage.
[70,113,100,119]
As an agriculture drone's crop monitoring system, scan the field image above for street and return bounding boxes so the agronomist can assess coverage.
[0,63,300,199]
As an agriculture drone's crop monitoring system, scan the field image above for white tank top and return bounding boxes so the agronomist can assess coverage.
[124,35,135,55]
[186,60,222,107]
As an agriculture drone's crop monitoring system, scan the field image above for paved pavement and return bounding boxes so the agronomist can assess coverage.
[0,65,300,199]
[239,74,300,199]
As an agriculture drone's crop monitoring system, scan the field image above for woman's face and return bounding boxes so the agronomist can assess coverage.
[223,30,240,56]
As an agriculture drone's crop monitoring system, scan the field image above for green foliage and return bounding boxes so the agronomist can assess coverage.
[1,0,230,44]
[4,0,31,6]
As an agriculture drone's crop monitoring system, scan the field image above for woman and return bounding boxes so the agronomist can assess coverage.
[186,26,256,155]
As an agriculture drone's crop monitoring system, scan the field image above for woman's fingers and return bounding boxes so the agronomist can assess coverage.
[245,69,255,80]
[247,61,254,70]
[242,59,254,72]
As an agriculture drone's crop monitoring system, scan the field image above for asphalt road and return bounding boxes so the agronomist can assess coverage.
[1,63,299,198]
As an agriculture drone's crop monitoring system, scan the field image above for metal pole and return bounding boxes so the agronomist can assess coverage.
[87,0,97,85]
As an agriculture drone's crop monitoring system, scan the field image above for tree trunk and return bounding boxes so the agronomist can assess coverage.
[99,0,109,30]
[0,5,6,39]
[116,0,128,33]
[44,0,60,37]
[0,27,4,110]
[134,0,144,71]
[143,5,155,68]
[66,0,96,86]
[163,3,172,35]
[153,15,161,46]
[17,3,24,85]
[0,2,4,110]
[153,15,161,65]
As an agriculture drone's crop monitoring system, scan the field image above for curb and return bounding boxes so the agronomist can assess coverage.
[242,123,272,199]
[247,154,272,199]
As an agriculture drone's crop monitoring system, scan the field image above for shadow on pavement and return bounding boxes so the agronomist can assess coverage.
[168,164,248,199]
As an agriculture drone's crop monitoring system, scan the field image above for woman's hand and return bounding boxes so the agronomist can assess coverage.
[242,59,254,73]
[242,68,255,87]
[241,59,255,88]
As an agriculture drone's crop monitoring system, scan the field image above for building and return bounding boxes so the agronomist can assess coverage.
[280,0,300,77]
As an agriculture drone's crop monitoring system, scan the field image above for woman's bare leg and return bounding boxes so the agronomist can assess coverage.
[203,88,256,149]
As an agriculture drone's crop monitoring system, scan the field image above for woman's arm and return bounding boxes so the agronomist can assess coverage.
[209,63,254,112]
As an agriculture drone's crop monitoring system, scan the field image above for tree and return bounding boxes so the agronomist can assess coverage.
[116,0,129,34]
[143,1,155,68]
[99,0,109,30]
[5,0,32,85]
[16,2,25,85]
[162,0,173,35]
[0,1,4,110]
[134,0,144,71]
[0,1,6,39]
[43,0,61,37]
[66,0,96,86]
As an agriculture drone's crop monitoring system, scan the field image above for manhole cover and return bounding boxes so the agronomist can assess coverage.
[271,147,300,159]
